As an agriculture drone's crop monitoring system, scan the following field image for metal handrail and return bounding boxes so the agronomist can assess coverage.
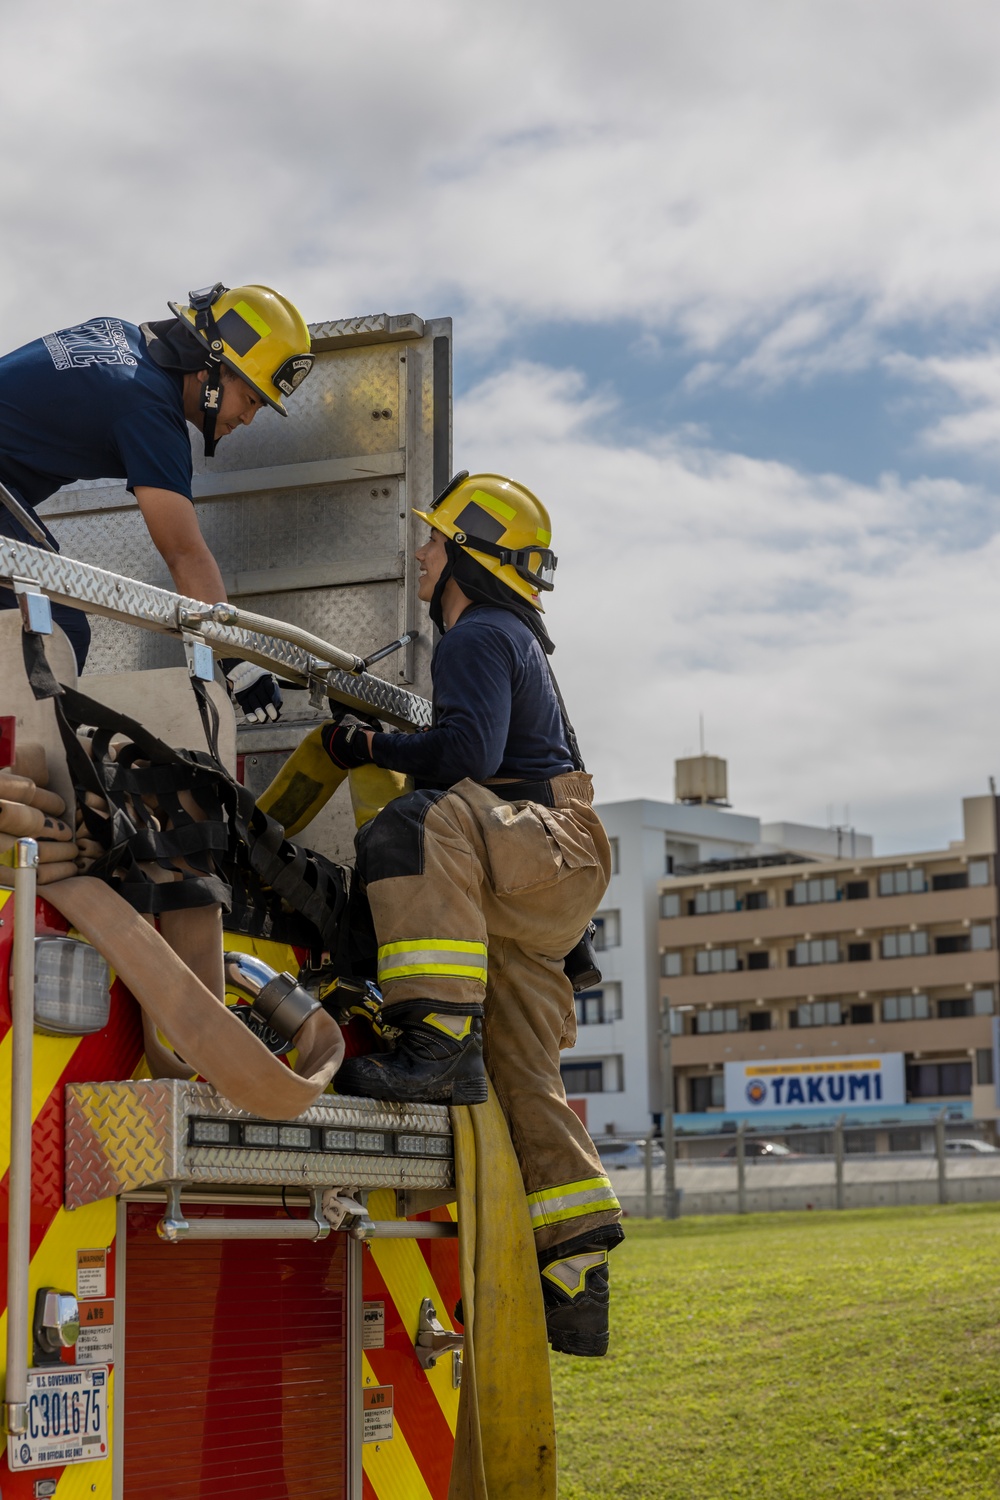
[0,538,432,730]
[157,1184,330,1243]
[4,838,38,1437]
[177,602,365,676]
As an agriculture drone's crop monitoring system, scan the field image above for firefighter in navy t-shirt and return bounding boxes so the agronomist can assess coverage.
[0,282,314,722]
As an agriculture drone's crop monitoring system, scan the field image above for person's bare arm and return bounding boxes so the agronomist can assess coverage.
[134,487,227,603]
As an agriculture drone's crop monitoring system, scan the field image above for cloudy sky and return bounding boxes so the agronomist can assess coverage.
[5,0,1000,852]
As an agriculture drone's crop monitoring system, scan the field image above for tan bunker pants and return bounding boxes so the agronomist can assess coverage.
[357,772,622,1251]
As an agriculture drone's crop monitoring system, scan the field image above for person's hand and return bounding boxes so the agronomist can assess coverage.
[320,720,374,769]
[221,658,282,723]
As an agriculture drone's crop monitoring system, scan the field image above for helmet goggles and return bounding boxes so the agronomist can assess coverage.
[450,530,557,591]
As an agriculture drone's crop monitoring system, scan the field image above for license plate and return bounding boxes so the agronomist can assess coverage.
[7,1366,109,1470]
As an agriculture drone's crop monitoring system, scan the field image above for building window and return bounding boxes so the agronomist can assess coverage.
[661,892,681,919]
[938,998,973,1019]
[879,869,926,896]
[593,911,620,950]
[850,1002,874,1024]
[669,1008,686,1035]
[977,1048,994,1086]
[662,952,683,978]
[906,1060,972,1098]
[694,887,737,915]
[847,942,872,963]
[746,951,770,971]
[745,890,769,911]
[748,1010,772,1031]
[561,1057,622,1094]
[881,930,928,959]
[695,1006,739,1034]
[882,993,930,1021]
[792,938,840,966]
[974,988,995,1015]
[932,870,968,891]
[575,984,622,1025]
[608,838,620,876]
[971,925,993,951]
[845,881,870,901]
[689,1075,725,1112]
[695,947,739,974]
[561,1061,605,1094]
[794,1000,842,1028]
[791,876,838,905]
[969,861,991,888]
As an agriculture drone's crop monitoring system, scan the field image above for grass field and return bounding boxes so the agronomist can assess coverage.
[549,1204,1000,1500]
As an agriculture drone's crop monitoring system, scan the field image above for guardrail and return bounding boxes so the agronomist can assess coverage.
[597,1116,1000,1218]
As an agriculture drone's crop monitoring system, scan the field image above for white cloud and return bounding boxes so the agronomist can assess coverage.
[889,350,1000,456]
[457,362,1000,851]
[6,1,1000,373]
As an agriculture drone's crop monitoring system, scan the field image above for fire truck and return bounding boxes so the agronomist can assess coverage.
[0,314,550,1498]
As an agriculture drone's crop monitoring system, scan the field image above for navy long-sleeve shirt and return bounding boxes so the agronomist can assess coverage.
[371,606,575,785]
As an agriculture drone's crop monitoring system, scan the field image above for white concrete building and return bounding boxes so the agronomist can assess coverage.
[561,764,871,1136]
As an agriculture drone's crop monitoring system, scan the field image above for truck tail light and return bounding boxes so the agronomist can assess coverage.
[33,938,111,1035]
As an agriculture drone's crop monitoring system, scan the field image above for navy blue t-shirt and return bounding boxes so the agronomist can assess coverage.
[371,606,575,784]
[0,317,193,537]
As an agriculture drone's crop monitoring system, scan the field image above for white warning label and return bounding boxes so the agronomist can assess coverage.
[362,1301,385,1350]
[363,1385,393,1443]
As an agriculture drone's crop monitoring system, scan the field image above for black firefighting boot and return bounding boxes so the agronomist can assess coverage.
[334,1001,488,1105]
[538,1223,625,1357]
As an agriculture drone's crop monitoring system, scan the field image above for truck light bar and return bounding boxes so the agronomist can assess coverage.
[65,1080,455,1206]
[188,1116,451,1160]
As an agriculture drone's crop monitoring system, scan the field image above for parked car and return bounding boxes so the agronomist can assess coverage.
[944,1138,1000,1155]
[599,1139,666,1169]
[723,1139,795,1158]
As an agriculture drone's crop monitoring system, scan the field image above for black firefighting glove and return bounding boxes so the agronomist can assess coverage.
[221,658,283,724]
[321,719,375,769]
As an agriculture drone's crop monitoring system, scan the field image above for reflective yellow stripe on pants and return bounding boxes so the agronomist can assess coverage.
[377,938,488,986]
[526,1175,621,1231]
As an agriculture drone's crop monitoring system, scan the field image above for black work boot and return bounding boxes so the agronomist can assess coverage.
[334,1002,488,1105]
[538,1224,625,1357]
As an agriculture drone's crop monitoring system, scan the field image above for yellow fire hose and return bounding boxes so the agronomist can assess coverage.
[450,1089,557,1500]
[0,871,345,1118]
[257,725,412,835]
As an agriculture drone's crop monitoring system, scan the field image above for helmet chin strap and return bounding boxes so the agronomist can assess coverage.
[429,539,460,633]
[188,284,227,458]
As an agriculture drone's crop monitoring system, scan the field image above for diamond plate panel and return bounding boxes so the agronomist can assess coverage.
[187,344,403,472]
[235,582,401,665]
[65,1080,454,1209]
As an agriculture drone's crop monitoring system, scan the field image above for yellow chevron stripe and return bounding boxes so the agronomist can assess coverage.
[366,1189,460,1438]
[361,1350,435,1500]
[0,1027,84,1176]
[0,1199,117,1497]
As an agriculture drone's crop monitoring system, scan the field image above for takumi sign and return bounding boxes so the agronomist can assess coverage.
[725,1054,906,1112]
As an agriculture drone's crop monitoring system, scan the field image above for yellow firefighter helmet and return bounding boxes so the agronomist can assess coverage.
[414,471,557,610]
[169,283,313,415]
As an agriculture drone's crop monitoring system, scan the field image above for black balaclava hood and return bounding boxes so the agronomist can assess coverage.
[142,317,209,373]
[432,538,555,655]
